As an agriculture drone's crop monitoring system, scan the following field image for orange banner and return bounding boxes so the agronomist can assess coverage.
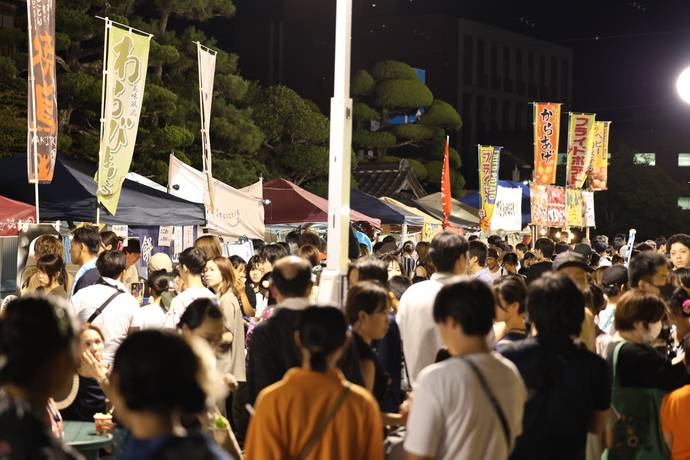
[589,121,610,191]
[566,113,596,188]
[533,103,561,184]
[27,0,57,184]
[441,136,452,227]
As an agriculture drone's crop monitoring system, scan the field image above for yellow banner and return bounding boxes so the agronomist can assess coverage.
[533,103,561,184]
[566,113,595,188]
[478,145,500,233]
[98,21,151,215]
[589,121,610,191]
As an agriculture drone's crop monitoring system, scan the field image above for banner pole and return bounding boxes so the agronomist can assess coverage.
[96,17,111,225]
[26,3,40,222]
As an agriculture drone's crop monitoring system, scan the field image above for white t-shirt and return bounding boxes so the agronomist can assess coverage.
[488,267,504,282]
[163,287,215,328]
[70,278,141,364]
[405,352,527,460]
[135,303,167,330]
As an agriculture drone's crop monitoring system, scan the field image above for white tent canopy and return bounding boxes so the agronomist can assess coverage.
[167,155,265,241]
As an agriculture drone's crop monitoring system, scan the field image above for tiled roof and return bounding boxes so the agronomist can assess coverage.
[353,159,427,199]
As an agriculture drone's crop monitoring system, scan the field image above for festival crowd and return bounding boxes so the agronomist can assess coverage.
[2,225,690,460]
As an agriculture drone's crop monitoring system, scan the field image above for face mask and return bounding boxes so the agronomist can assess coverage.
[655,283,674,301]
[640,321,662,343]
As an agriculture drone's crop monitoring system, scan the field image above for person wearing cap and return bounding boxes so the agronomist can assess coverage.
[148,252,173,275]
[486,248,504,283]
[552,251,596,351]
[123,239,141,289]
[574,243,593,265]
[597,266,629,337]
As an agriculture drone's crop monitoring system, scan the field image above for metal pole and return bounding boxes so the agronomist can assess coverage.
[320,0,353,304]
[26,5,40,222]
[401,223,408,243]
[96,18,111,225]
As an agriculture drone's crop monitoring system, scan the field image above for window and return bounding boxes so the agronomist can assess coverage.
[679,153,690,166]
[679,198,690,210]
[634,153,655,166]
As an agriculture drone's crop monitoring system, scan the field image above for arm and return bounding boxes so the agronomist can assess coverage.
[81,352,115,403]
[360,359,376,394]
[587,409,609,435]
[405,454,433,460]
[663,432,674,453]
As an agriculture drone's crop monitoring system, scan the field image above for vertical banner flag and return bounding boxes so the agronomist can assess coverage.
[478,145,501,233]
[566,189,584,227]
[533,103,561,184]
[566,113,596,188]
[582,191,596,227]
[441,136,452,227]
[27,0,58,183]
[197,43,217,214]
[547,186,566,226]
[97,20,151,215]
[589,121,610,191]
[530,182,548,226]
[491,186,522,232]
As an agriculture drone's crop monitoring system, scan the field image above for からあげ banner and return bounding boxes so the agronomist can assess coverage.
[533,103,561,185]
[589,121,610,191]
[27,0,57,184]
[566,113,596,188]
[97,20,151,216]
[478,145,501,233]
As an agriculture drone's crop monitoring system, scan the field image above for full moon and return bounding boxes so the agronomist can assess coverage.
[677,68,690,103]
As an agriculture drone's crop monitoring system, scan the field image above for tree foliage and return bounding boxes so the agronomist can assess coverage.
[351,60,464,196]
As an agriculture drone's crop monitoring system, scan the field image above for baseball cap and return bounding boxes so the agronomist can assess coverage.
[574,243,592,257]
[593,241,609,254]
[552,251,591,273]
[149,252,173,272]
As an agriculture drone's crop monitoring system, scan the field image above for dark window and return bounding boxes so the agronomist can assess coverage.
[561,59,570,102]
[478,39,486,88]
[463,35,473,84]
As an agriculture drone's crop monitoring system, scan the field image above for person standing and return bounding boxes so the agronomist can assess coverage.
[69,226,102,299]
[404,278,527,460]
[163,247,215,328]
[468,240,493,286]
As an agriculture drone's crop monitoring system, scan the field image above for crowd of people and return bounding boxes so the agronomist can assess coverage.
[2,225,690,460]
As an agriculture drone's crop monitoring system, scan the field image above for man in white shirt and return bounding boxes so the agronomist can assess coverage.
[487,248,504,283]
[70,250,141,364]
[404,277,527,460]
[163,247,215,328]
[397,231,469,384]
[468,240,493,286]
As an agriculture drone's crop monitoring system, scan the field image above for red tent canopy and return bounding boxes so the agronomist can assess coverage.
[263,178,381,228]
[0,196,36,236]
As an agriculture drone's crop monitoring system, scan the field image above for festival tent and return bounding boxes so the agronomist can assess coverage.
[416,192,481,226]
[458,180,531,226]
[0,153,205,226]
[350,189,424,226]
[379,197,443,225]
[385,195,478,228]
[263,178,381,228]
[0,196,36,236]
[167,155,265,240]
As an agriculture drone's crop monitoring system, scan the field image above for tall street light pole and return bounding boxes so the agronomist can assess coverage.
[320,0,353,305]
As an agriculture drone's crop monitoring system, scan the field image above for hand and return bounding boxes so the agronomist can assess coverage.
[399,392,413,425]
[234,278,245,294]
[80,350,108,381]
[102,420,117,434]
[221,373,239,391]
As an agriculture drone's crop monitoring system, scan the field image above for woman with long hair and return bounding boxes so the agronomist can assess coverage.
[36,254,68,298]
[414,241,436,279]
[245,307,383,460]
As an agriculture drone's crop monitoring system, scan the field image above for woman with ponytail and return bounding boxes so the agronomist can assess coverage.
[245,306,383,460]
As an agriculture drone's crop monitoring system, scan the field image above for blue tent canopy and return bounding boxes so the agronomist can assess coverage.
[350,189,424,226]
[459,180,531,226]
[0,153,206,226]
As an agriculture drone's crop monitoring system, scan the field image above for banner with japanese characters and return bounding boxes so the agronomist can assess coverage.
[490,185,522,232]
[589,121,610,191]
[566,113,596,188]
[197,43,217,213]
[27,0,58,183]
[478,145,501,233]
[530,182,548,226]
[97,20,151,215]
[547,186,566,227]
[533,103,561,184]
[566,188,584,227]
[582,191,596,227]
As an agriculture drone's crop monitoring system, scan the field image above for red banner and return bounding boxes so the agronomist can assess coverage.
[27,0,57,184]
[533,103,561,184]
[547,186,566,227]
[441,136,452,227]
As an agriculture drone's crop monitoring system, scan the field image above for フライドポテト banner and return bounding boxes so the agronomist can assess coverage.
[478,145,501,233]
[27,0,57,184]
[566,113,596,188]
[97,20,151,215]
[533,103,561,185]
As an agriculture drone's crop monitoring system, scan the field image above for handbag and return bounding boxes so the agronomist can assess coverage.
[602,341,669,460]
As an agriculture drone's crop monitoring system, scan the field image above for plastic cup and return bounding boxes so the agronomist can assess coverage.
[93,413,112,434]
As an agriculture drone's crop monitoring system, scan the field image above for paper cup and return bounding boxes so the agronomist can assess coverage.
[93,413,112,433]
